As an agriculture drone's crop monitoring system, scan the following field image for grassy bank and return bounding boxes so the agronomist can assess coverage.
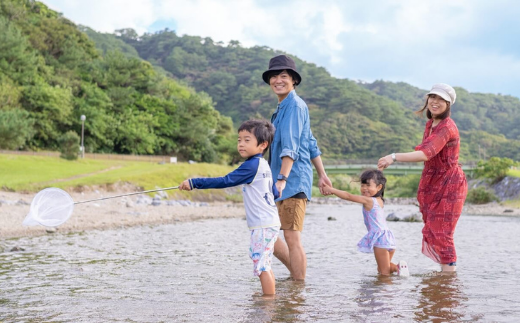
[0,154,236,199]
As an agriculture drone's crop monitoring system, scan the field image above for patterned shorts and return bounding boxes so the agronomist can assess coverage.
[249,226,280,276]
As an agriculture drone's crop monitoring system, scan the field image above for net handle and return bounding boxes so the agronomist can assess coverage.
[74,186,179,205]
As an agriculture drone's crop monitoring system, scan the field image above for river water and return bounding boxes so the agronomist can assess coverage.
[1,204,519,322]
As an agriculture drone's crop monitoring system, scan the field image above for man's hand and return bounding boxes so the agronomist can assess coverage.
[321,183,335,196]
[275,180,286,198]
[318,175,333,195]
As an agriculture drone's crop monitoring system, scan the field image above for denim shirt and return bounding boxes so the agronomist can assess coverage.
[270,90,321,202]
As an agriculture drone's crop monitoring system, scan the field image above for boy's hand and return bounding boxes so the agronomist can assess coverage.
[179,179,192,191]
[275,180,286,198]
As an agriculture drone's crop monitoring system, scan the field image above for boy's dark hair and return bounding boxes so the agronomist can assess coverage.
[360,169,387,202]
[265,69,300,87]
[238,119,275,155]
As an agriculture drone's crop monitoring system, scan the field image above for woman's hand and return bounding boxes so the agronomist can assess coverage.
[377,155,394,171]
[179,179,192,191]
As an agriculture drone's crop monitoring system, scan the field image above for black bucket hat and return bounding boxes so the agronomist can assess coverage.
[262,55,302,85]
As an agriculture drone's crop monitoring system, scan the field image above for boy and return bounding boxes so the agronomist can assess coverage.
[179,119,280,295]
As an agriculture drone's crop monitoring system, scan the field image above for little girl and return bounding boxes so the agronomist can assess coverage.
[322,169,409,276]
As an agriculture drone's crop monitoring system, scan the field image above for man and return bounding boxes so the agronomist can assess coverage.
[262,54,331,280]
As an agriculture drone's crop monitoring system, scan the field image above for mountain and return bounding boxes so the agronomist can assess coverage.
[106,28,520,161]
[2,0,520,162]
[0,0,236,163]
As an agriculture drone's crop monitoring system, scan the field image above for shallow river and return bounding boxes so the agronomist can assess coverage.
[1,204,519,322]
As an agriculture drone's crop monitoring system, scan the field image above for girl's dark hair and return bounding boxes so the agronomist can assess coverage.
[415,94,451,120]
[238,119,275,155]
[360,169,387,202]
[265,69,300,86]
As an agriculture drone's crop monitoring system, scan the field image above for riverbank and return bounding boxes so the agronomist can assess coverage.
[1,190,519,240]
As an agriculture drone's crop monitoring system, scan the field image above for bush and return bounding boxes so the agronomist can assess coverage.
[474,157,519,184]
[466,187,498,204]
[385,174,421,198]
[58,131,80,160]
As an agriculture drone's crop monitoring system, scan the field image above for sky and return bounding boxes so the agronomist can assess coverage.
[42,0,520,98]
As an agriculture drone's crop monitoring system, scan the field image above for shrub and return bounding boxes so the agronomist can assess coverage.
[58,131,80,160]
[474,157,519,184]
[466,187,498,204]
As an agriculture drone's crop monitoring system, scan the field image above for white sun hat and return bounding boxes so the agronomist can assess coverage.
[427,83,456,105]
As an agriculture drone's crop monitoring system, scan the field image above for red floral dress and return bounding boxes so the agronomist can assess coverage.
[415,117,468,264]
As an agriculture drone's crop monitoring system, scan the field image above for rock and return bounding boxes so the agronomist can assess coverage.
[46,227,57,234]
[126,200,134,208]
[386,213,400,221]
[10,246,25,252]
[387,212,422,222]
[151,197,162,206]
[504,209,514,213]
[402,213,423,222]
[16,199,30,206]
[136,196,153,205]
[327,216,336,221]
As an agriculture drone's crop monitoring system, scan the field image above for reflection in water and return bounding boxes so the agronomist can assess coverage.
[353,275,396,321]
[414,273,470,322]
[2,212,520,321]
[244,279,308,322]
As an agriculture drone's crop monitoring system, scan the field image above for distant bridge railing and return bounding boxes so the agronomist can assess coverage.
[321,161,477,176]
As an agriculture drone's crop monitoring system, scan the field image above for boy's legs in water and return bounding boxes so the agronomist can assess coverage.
[259,270,276,295]
[373,247,397,275]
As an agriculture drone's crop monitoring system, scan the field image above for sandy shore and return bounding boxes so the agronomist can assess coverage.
[1,190,519,240]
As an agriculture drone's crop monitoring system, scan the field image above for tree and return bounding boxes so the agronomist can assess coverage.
[58,130,80,160]
[0,108,34,149]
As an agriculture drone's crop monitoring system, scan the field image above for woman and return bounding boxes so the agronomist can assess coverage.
[377,83,467,272]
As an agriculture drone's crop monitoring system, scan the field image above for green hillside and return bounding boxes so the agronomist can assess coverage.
[107,28,520,161]
[2,0,520,163]
[0,0,237,163]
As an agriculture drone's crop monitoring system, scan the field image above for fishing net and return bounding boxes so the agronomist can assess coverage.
[23,188,74,227]
[22,186,179,227]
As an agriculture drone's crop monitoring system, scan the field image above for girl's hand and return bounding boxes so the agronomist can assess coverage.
[321,184,335,196]
[179,179,192,191]
[377,155,394,170]
[318,175,333,195]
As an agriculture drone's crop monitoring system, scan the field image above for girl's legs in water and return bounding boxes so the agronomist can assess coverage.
[259,269,276,295]
[373,247,398,275]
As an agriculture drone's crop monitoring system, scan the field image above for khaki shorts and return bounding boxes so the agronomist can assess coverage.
[276,197,307,231]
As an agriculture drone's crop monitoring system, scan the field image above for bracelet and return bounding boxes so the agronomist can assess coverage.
[391,153,396,162]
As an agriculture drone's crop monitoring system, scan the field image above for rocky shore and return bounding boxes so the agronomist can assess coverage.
[1,190,519,239]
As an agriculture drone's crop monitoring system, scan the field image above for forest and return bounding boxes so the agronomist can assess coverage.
[2,0,520,163]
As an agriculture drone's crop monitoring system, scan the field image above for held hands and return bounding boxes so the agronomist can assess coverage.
[179,179,192,191]
[318,175,333,195]
[377,155,394,171]
[321,183,336,196]
[275,180,286,198]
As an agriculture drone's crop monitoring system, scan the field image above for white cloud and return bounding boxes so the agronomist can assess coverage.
[41,0,520,97]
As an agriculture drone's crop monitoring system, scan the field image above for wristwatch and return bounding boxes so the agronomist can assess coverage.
[277,174,288,181]
[391,153,396,162]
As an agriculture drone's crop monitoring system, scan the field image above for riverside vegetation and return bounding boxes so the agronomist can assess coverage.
[1,0,520,164]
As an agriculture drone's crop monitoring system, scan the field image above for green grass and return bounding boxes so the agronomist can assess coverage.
[0,154,235,194]
[508,168,520,178]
